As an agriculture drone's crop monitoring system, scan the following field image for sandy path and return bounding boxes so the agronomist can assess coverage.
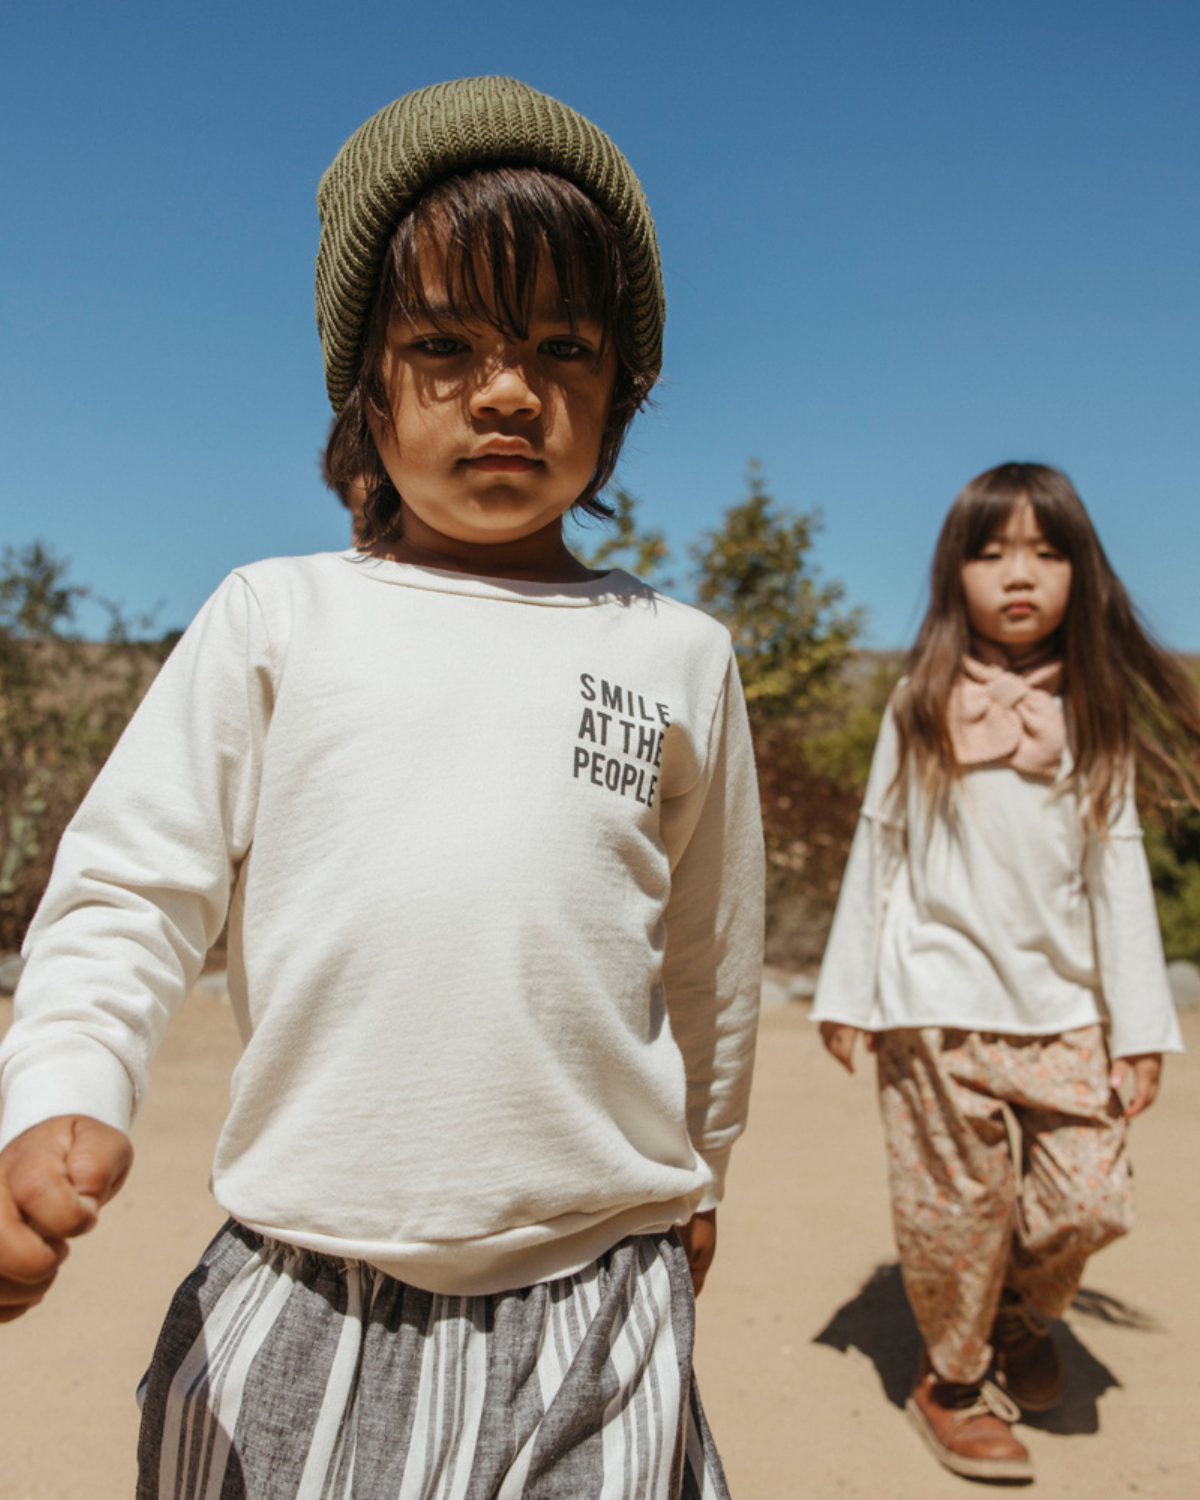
[0,990,1195,1497]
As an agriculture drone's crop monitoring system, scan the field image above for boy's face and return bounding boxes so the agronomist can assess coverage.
[370,239,616,568]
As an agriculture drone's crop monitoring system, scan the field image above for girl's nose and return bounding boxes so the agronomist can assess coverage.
[1003,546,1035,586]
[470,358,541,419]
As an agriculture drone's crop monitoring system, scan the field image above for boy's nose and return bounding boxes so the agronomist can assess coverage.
[470,360,541,419]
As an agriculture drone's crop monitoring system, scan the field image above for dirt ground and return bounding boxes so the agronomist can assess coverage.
[0,988,1196,1498]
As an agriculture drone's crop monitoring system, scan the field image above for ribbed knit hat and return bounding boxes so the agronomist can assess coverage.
[316,77,665,414]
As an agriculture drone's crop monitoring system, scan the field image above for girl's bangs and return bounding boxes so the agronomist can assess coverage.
[1024,491,1081,561]
[959,489,1021,558]
[955,466,1077,562]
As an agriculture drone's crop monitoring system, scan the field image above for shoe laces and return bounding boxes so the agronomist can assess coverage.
[928,1373,1023,1427]
[956,1380,1023,1427]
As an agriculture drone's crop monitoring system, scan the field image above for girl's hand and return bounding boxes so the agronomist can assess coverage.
[820,1022,873,1074]
[0,1115,133,1322]
[1109,1053,1163,1118]
[676,1209,717,1296]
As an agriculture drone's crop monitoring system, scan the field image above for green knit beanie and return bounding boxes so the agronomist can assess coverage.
[315,76,665,414]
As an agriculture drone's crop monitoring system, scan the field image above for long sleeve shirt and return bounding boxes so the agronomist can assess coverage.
[812,699,1181,1058]
[0,553,765,1294]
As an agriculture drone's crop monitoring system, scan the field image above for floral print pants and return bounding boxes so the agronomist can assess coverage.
[876,1025,1134,1384]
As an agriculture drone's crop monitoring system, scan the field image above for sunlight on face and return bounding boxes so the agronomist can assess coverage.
[960,499,1072,660]
[369,242,616,573]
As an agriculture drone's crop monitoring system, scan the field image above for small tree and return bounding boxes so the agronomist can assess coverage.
[689,464,862,728]
[572,487,671,583]
[686,468,867,966]
[0,544,160,951]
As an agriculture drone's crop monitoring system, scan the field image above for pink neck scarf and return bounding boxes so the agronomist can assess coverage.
[947,639,1066,778]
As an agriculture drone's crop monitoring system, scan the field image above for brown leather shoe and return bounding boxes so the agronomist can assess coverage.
[906,1351,1033,1482]
[992,1293,1067,1412]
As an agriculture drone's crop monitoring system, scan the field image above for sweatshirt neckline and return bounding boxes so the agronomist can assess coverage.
[338,551,642,607]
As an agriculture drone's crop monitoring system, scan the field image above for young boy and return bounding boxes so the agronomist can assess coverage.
[0,77,764,1497]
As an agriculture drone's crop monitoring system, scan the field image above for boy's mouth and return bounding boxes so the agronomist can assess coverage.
[462,454,541,473]
[461,441,540,474]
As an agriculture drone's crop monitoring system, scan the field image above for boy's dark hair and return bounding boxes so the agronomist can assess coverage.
[319,431,357,511]
[325,166,657,548]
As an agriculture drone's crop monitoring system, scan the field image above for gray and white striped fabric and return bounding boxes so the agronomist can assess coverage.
[137,1220,730,1500]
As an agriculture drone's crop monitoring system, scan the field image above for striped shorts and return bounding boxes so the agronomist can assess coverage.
[136,1220,730,1500]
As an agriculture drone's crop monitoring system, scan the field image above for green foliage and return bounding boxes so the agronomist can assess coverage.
[1144,807,1200,964]
[798,662,899,791]
[572,487,671,583]
[688,465,863,726]
[0,544,159,951]
[684,466,868,963]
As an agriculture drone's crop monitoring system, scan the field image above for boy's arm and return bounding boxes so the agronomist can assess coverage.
[0,1115,132,1321]
[0,573,272,1151]
[676,1209,717,1296]
[658,649,765,1209]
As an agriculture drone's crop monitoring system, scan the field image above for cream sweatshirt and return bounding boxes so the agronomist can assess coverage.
[812,699,1181,1058]
[0,553,765,1293]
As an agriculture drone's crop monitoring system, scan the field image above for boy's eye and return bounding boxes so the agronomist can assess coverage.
[541,337,592,361]
[412,336,468,357]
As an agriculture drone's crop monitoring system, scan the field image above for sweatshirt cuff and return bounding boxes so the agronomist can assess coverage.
[0,1037,136,1150]
[694,1142,734,1208]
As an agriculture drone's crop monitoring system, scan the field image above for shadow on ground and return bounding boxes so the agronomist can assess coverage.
[812,1263,1153,1435]
[811,1263,921,1408]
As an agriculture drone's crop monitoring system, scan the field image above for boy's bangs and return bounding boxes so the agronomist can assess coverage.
[388,168,624,353]
[335,162,657,546]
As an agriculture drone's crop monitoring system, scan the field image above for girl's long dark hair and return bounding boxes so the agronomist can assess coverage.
[324,165,656,549]
[894,461,1200,832]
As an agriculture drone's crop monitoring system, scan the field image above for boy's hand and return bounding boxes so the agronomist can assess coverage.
[0,1115,132,1322]
[820,1021,873,1074]
[676,1209,717,1296]
[1109,1053,1163,1119]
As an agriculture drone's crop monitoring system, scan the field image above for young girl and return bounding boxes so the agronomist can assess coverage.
[813,461,1200,1483]
[0,77,764,1499]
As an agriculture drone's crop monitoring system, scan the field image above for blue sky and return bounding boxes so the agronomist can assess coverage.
[4,0,1198,647]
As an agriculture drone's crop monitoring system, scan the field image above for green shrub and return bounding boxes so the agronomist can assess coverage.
[0,544,161,951]
[1144,808,1200,965]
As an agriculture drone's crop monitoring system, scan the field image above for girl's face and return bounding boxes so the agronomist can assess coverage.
[369,241,616,578]
[960,499,1072,660]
